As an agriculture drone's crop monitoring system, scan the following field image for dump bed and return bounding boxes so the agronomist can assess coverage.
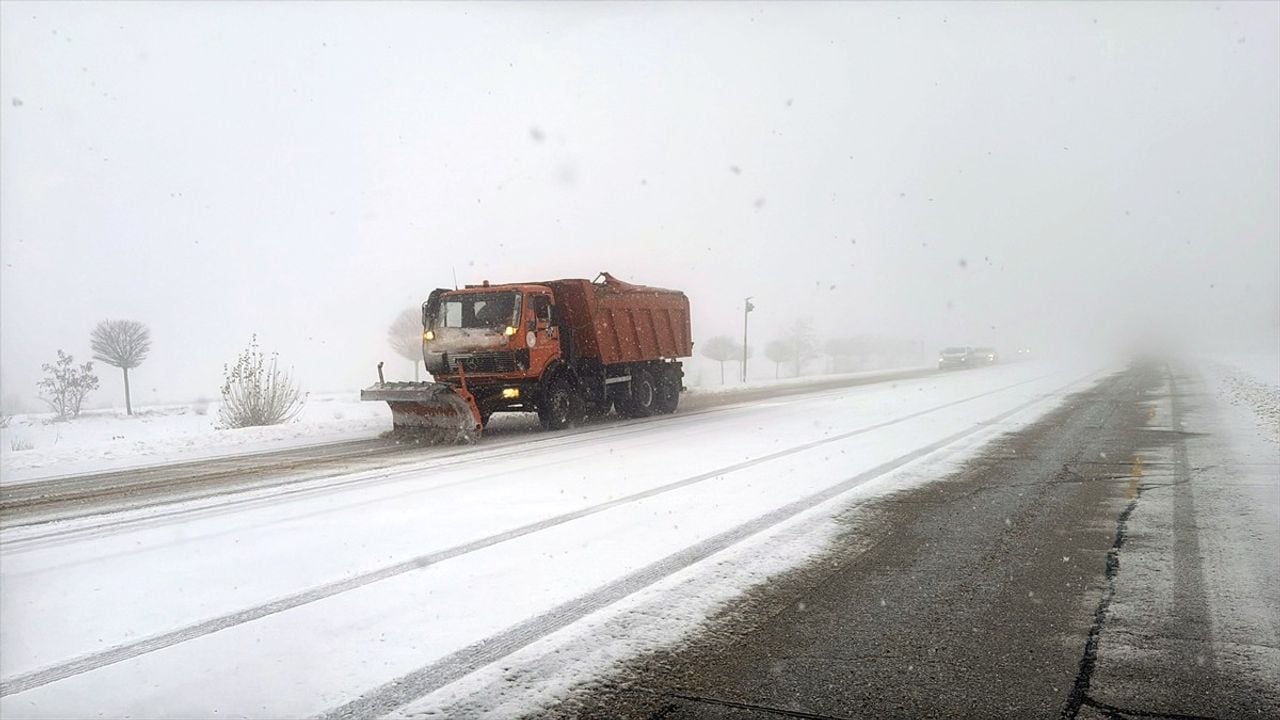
[545,273,692,366]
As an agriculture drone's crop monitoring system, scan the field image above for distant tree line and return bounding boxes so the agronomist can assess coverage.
[700,320,923,383]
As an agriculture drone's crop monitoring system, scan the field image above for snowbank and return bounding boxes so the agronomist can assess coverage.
[0,394,390,485]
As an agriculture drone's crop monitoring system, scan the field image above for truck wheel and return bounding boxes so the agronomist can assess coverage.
[538,382,584,431]
[655,367,680,414]
[620,369,658,418]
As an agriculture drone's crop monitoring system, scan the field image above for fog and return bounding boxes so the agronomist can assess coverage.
[2,2,1277,410]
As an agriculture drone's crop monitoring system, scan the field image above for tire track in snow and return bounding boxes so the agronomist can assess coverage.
[2,368,940,529]
[3,369,943,542]
[0,369,1084,699]
[2,393,838,547]
[316,371,1103,720]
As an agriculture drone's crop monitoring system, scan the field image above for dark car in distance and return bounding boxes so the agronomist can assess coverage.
[937,346,974,370]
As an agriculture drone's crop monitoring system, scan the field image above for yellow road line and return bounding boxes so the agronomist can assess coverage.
[1127,454,1143,499]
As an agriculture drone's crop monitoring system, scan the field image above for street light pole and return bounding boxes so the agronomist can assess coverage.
[742,296,754,383]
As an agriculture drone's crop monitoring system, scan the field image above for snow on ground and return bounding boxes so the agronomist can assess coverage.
[1214,352,1280,387]
[1192,359,1280,689]
[0,367,933,485]
[1210,354,1280,444]
[0,361,1103,719]
[0,393,392,484]
[394,382,1063,720]
[684,364,934,396]
[1093,360,1280,706]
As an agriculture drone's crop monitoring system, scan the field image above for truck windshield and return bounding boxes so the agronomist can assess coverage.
[437,292,521,330]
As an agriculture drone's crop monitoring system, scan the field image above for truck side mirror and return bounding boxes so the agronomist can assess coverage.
[423,288,449,328]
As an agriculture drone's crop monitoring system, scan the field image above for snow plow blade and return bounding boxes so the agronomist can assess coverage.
[361,382,482,444]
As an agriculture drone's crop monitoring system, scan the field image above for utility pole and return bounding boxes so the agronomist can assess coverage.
[742,296,755,382]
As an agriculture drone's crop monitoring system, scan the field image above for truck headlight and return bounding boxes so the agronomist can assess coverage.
[502,387,520,399]
[423,330,434,341]
[504,326,517,336]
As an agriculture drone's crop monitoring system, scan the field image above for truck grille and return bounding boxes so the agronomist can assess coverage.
[443,351,527,374]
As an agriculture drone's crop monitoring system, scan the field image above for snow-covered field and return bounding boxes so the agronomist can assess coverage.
[0,361,1104,719]
[0,393,391,485]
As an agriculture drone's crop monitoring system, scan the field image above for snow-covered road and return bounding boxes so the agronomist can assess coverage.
[0,362,1104,718]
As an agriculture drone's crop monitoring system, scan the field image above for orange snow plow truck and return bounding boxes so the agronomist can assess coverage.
[362,272,693,443]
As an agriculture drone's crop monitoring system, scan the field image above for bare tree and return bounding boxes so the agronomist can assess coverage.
[37,350,100,420]
[388,308,424,380]
[701,335,737,384]
[90,319,152,415]
[765,339,792,379]
[825,336,862,373]
[785,320,818,377]
[218,335,307,428]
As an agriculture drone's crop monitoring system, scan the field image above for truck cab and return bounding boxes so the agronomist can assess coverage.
[422,283,561,420]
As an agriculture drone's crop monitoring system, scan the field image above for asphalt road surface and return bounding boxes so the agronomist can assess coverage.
[543,361,1280,720]
[5,361,1274,719]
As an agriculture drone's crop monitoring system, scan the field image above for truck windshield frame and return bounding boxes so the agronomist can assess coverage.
[434,291,523,330]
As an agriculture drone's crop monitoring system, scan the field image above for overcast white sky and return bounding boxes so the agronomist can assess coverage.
[2,1,1277,408]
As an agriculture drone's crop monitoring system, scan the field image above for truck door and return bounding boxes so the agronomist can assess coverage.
[527,293,560,374]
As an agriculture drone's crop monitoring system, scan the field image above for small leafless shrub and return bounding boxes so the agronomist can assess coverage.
[38,350,100,420]
[218,336,307,429]
[10,437,34,452]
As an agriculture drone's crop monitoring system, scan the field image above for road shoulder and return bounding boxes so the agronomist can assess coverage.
[525,362,1277,719]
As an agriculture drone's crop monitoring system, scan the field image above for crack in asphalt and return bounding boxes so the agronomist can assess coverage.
[1061,368,1220,720]
[1059,495,1140,720]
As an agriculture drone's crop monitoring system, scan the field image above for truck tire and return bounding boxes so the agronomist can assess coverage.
[654,367,680,414]
[538,381,584,431]
[619,368,658,418]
